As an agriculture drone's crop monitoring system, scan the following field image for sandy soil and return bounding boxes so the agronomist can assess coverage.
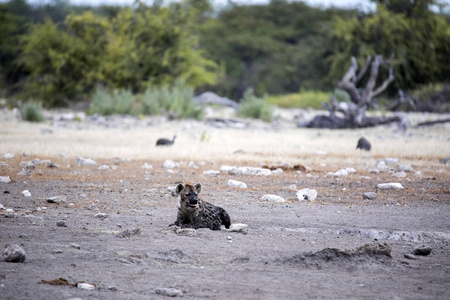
[0,108,449,299]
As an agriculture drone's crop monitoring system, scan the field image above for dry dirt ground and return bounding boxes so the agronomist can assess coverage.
[0,108,449,299]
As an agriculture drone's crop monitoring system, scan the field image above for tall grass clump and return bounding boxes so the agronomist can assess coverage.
[140,80,204,120]
[237,89,273,122]
[88,88,135,115]
[20,101,45,122]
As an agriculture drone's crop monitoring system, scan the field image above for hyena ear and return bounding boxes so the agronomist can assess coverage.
[194,183,202,194]
[175,183,184,195]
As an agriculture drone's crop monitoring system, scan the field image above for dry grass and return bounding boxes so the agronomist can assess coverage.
[1,110,449,173]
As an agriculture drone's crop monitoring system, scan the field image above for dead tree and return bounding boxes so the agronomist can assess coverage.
[303,55,407,129]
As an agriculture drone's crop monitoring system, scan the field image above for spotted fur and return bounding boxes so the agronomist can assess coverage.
[172,183,231,230]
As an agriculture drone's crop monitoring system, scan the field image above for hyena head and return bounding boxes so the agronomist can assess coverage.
[175,183,202,209]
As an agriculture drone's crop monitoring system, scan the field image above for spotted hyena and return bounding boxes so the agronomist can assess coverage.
[171,183,231,230]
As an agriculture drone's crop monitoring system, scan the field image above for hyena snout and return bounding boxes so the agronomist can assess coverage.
[187,196,198,206]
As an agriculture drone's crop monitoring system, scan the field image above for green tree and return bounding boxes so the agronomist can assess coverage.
[327,0,450,92]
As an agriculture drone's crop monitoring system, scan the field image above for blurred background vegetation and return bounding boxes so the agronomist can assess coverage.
[0,0,449,117]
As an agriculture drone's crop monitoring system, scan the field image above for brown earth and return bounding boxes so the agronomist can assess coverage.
[0,109,450,299]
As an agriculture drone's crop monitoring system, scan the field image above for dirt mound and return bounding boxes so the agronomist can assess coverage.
[279,242,392,269]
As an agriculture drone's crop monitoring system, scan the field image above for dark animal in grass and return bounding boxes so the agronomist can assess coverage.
[356,137,371,151]
[171,183,231,230]
[156,135,176,146]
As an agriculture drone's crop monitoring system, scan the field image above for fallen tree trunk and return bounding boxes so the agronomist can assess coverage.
[302,54,406,129]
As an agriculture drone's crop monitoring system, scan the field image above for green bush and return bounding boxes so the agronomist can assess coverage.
[88,88,135,115]
[140,80,204,120]
[268,90,330,109]
[20,101,45,122]
[237,89,273,122]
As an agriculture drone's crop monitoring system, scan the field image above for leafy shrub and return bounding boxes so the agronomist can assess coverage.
[140,80,204,120]
[268,90,330,109]
[412,84,450,113]
[20,101,45,122]
[237,89,273,122]
[88,88,135,115]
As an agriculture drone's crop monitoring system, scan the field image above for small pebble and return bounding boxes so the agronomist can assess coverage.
[56,220,68,227]
[363,192,377,200]
[404,253,416,260]
[77,283,95,291]
[155,287,184,297]
[70,243,81,250]
[413,245,432,256]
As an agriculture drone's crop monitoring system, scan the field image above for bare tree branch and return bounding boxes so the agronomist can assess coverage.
[338,56,361,104]
[356,56,371,83]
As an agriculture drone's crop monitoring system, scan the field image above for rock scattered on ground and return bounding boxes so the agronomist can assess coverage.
[404,253,416,259]
[413,245,432,256]
[0,176,11,183]
[398,164,414,172]
[77,283,95,291]
[227,223,248,233]
[228,166,271,176]
[228,179,247,188]
[155,287,184,297]
[363,192,377,200]
[377,183,404,190]
[203,170,220,176]
[46,195,67,203]
[162,160,177,168]
[392,171,407,178]
[439,157,449,164]
[296,188,318,201]
[260,194,285,203]
[75,156,97,166]
[56,220,68,227]
[326,169,348,177]
[3,244,26,262]
[21,190,31,197]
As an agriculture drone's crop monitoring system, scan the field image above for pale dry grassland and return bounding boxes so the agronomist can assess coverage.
[1,108,449,171]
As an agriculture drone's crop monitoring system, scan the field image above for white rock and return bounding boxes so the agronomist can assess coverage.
[271,168,283,174]
[3,244,26,262]
[98,164,110,171]
[392,171,407,178]
[75,157,97,166]
[228,179,247,188]
[345,167,356,174]
[155,288,183,297]
[203,170,220,175]
[22,190,31,197]
[228,223,248,232]
[326,169,348,177]
[162,160,176,168]
[4,153,14,159]
[230,167,271,176]
[220,165,235,172]
[261,194,285,203]
[141,163,153,169]
[398,164,414,172]
[383,158,398,165]
[377,183,404,190]
[94,213,108,219]
[46,195,67,203]
[77,283,95,291]
[0,203,4,209]
[376,161,390,172]
[296,188,318,201]
[0,176,11,183]
[188,161,197,168]
[288,184,297,190]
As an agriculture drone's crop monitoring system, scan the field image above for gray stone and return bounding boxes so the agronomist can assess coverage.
[413,245,432,256]
[439,157,449,164]
[70,243,81,249]
[94,213,108,219]
[98,164,110,171]
[203,170,220,176]
[46,195,67,203]
[363,192,377,200]
[3,244,26,262]
[75,156,97,166]
[56,220,68,227]
[155,287,184,297]
[404,253,416,259]
[392,171,407,178]
[398,164,414,172]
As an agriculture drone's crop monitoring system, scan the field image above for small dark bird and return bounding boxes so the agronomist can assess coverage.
[156,135,176,146]
[356,137,371,151]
